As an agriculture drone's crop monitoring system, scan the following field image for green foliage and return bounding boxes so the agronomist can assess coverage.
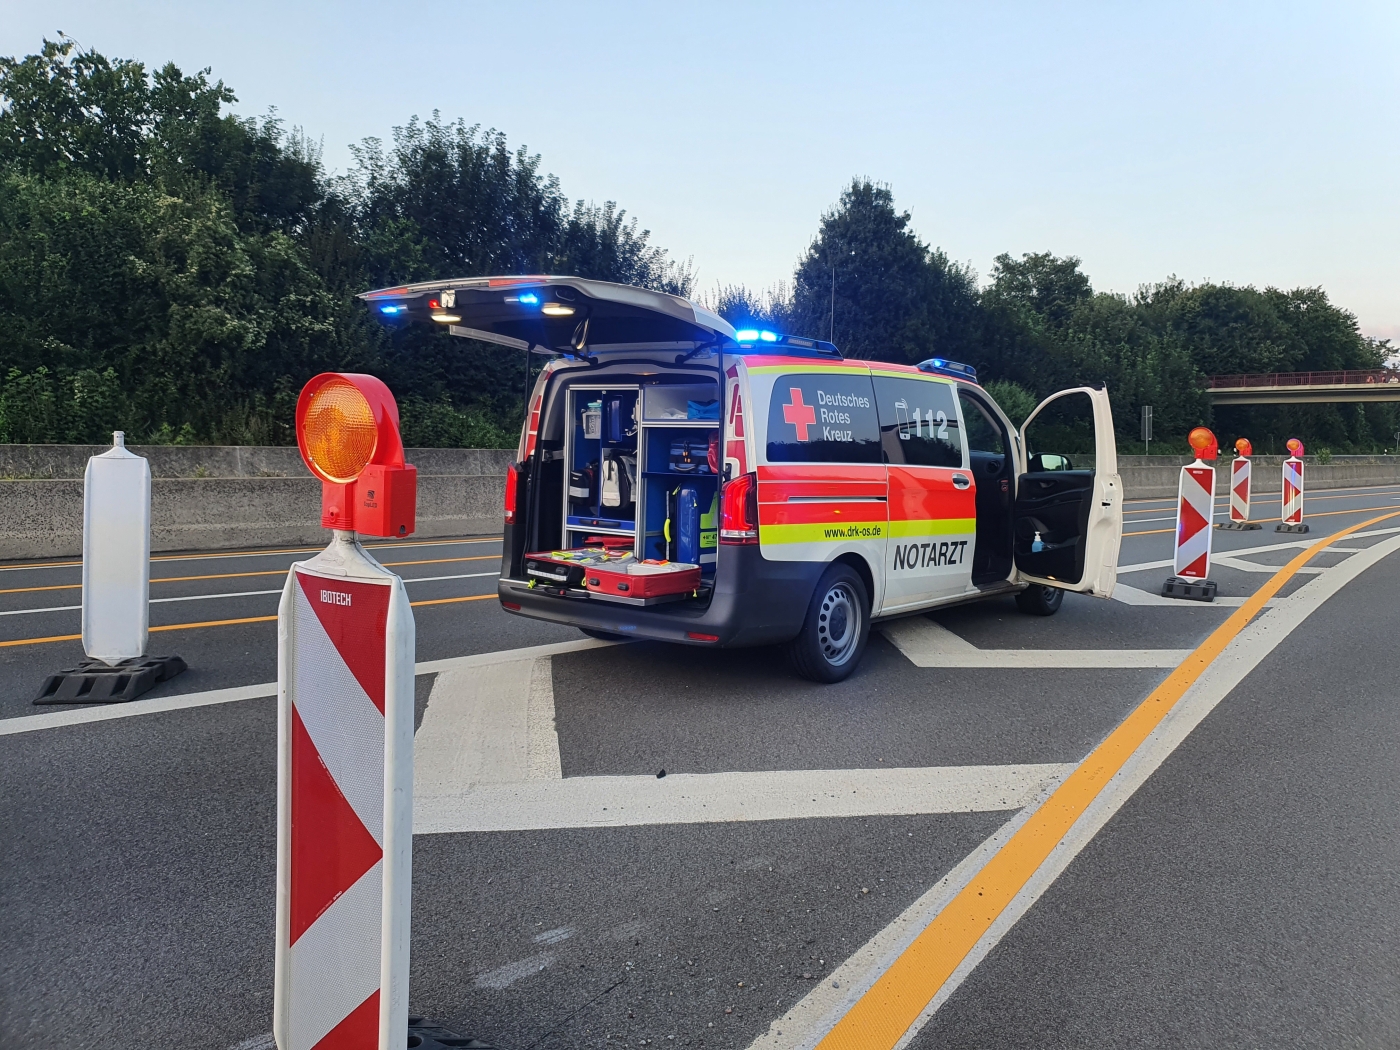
[2,38,1392,455]
[983,380,1038,425]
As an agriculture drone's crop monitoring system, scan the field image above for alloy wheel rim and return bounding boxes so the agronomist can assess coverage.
[817,582,860,666]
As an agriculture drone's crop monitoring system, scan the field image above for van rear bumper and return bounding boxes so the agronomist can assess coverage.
[497,546,822,647]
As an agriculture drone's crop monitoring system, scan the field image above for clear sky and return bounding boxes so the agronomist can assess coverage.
[5,2,1398,338]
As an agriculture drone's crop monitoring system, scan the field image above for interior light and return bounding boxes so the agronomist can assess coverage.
[431,312,461,323]
[734,329,758,342]
[759,330,778,342]
[379,305,402,315]
[541,303,575,317]
[518,293,540,305]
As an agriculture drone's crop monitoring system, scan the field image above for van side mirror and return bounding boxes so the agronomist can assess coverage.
[1029,453,1074,472]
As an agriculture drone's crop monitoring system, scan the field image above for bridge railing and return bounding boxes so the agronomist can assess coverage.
[1206,369,1400,389]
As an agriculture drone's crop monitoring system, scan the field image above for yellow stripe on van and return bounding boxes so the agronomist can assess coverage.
[887,517,976,539]
[761,521,887,543]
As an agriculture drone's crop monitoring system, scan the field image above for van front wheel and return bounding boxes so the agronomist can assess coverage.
[1015,584,1063,616]
[787,564,871,683]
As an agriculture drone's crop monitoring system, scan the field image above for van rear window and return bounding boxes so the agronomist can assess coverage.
[766,374,881,464]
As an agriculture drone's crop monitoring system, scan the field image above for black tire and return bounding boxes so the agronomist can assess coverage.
[579,627,628,642]
[1015,584,1064,616]
[786,563,871,683]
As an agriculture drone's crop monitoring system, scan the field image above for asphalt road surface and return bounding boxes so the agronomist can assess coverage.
[3,482,1399,1049]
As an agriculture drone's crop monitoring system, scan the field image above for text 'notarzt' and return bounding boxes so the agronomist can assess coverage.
[321,590,352,606]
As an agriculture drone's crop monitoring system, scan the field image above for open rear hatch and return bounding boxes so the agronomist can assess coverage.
[359,275,734,356]
[362,276,736,610]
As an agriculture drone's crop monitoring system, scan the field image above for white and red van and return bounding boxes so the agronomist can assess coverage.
[363,276,1124,681]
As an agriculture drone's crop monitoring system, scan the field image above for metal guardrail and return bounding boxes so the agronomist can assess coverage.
[1206,369,1400,388]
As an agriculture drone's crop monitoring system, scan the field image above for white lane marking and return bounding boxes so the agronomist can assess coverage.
[414,657,561,795]
[882,618,1189,667]
[756,529,1400,1050]
[1213,556,1325,575]
[2,682,279,736]
[0,639,613,737]
[0,536,501,574]
[533,925,576,945]
[1111,583,1253,608]
[1116,525,1400,576]
[414,764,1074,833]
[0,572,500,618]
[227,1034,276,1050]
[475,952,556,989]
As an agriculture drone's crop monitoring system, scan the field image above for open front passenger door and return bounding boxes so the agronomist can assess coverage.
[1012,387,1122,597]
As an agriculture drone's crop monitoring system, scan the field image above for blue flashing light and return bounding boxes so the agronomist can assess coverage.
[518,293,540,305]
[379,305,402,315]
[759,330,778,342]
[734,329,759,342]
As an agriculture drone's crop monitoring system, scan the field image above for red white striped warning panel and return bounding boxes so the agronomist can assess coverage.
[275,537,414,1050]
[1173,463,1215,580]
[1282,457,1304,525]
[1229,456,1251,522]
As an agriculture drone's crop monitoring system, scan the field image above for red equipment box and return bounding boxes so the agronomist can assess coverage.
[584,562,701,604]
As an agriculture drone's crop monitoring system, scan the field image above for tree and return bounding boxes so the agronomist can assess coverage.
[788,179,982,364]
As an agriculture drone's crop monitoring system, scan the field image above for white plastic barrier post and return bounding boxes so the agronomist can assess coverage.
[1163,427,1219,601]
[1278,438,1308,533]
[274,531,414,1050]
[82,431,150,663]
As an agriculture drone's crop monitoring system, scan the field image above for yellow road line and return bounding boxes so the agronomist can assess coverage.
[0,589,500,648]
[815,508,1400,1050]
[0,536,504,572]
[1125,502,1400,536]
[0,555,501,596]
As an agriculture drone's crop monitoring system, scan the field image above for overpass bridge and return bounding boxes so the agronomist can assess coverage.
[1206,369,1400,405]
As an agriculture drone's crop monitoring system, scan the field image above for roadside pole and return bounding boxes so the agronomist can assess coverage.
[1162,427,1219,602]
[274,374,418,1049]
[1277,438,1309,534]
[1217,437,1261,532]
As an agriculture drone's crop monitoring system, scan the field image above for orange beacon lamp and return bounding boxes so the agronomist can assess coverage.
[295,372,417,537]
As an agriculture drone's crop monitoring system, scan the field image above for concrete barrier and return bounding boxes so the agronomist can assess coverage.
[2,445,513,560]
[3,445,1398,560]
[1117,455,1400,501]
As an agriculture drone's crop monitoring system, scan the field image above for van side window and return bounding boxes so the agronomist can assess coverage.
[766,374,881,464]
[873,376,963,468]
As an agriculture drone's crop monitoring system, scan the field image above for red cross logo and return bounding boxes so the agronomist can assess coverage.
[782,388,817,441]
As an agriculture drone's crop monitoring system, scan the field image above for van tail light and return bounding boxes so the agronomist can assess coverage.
[505,462,519,525]
[720,472,759,544]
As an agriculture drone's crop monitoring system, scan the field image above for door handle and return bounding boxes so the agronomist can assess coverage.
[952,473,971,489]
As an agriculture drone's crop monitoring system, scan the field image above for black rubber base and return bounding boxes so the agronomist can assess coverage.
[1161,576,1217,602]
[1275,522,1311,534]
[33,655,187,705]
[409,1015,501,1049]
[1217,520,1263,531]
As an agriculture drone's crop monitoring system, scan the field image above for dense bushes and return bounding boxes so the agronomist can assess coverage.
[3,38,1393,452]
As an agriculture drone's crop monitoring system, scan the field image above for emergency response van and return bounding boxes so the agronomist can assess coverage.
[363,275,1124,682]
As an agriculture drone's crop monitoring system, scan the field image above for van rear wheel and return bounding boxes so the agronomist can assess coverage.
[787,564,870,683]
[1015,584,1063,616]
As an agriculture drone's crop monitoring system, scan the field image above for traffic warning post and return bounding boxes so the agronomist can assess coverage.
[1163,427,1219,601]
[1218,437,1262,532]
[275,373,418,1050]
[33,431,186,705]
[1277,437,1309,534]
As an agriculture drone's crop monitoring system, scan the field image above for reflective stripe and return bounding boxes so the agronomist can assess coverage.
[888,517,977,539]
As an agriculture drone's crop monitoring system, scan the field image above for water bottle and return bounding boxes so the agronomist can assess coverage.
[1031,531,1045,553]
